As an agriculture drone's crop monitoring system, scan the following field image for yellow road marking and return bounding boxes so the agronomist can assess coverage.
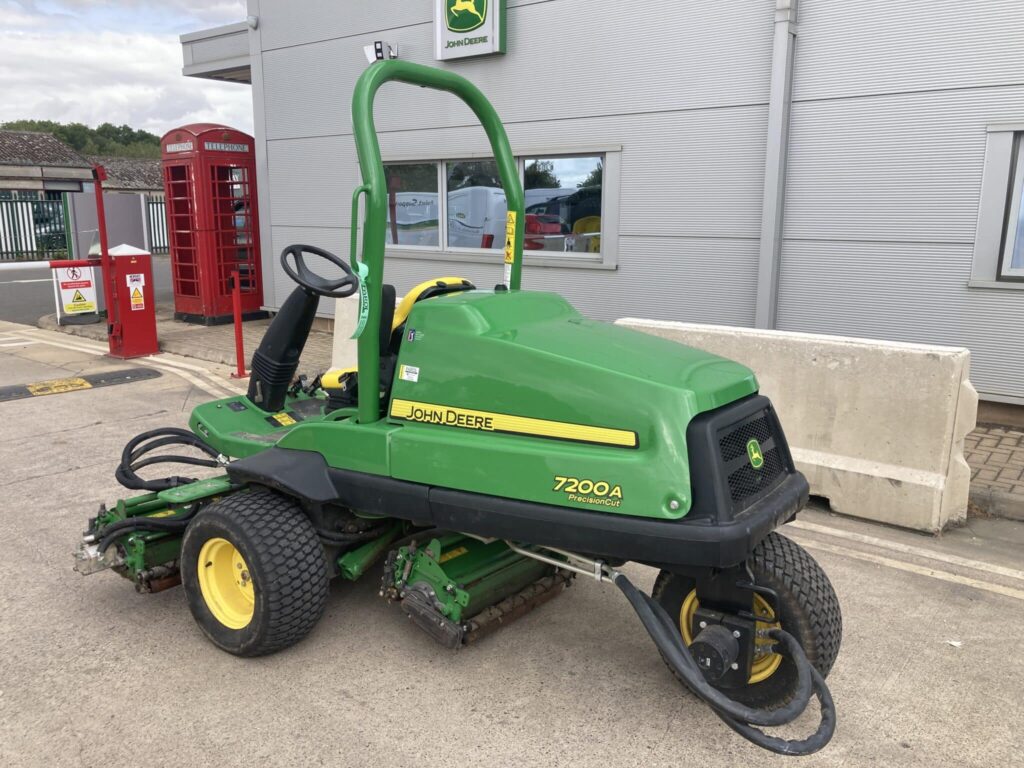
[26,377,92,396]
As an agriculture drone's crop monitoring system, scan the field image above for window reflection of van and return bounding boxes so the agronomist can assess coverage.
[385,192,440,247]
[447,186,506,249]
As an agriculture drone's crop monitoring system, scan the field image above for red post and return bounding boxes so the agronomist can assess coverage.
[92,165,118,356]
[230,270,248,379]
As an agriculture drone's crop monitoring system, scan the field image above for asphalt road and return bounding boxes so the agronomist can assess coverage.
[1,321,1022,767]
[0,255,174,324]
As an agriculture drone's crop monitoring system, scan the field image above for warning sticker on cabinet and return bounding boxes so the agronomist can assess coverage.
[130,286,145,311]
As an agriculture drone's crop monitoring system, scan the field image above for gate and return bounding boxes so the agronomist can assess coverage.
[0,198,71,260]
[146,197,169,254]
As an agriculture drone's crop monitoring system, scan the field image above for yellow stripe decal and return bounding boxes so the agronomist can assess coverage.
[390,399,637,448]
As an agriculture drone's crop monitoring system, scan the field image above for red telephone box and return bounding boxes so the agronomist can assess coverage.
[161,124,267,324]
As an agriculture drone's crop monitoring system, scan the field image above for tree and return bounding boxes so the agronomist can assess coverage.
[0,119,162,158]
[578,160,602,189]
[386,163,439,193]
[446,160,502,190]
[525,160,560,189]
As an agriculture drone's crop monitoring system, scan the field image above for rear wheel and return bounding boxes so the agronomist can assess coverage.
[181,489,329,656]
[653,532,842,708]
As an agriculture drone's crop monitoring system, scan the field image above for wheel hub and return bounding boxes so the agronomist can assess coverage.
[680,589,782,684]
[197,537,255,629]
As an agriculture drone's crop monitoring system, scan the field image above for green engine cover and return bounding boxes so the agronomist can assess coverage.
[383,290,756,519]
[192,290,757,520]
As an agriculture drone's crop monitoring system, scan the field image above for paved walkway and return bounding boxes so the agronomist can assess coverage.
[40,311,1024,522]
[966,423,1024,521]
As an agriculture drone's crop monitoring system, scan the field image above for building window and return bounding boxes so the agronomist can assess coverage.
[385,163,440,248]
[970,126,1024,288]
[524,156,603,254]
[382,150,617,269]
[446,159,504,250]
[1001,135,1024,280]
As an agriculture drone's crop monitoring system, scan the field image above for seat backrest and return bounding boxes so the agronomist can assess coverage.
[391,277,475,332]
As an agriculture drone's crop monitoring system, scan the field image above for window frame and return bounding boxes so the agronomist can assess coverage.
[970,125,1024,289]
[382,145,620,271]
[999,133,1024,281]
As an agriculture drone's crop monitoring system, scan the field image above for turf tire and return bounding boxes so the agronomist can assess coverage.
[181,489,328,657]
[652,531,842,708]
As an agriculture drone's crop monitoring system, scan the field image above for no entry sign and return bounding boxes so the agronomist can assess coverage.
[54,265,98,314]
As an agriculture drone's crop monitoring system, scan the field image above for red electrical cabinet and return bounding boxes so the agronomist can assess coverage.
[161,124,267,325]
[107,245,159,358]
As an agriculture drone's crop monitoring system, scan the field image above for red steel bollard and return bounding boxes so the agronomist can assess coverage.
[230,270,248,379]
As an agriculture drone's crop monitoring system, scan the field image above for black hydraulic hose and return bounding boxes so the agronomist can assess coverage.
[315,525,393,544]
[646,591,814,727]
[116,427,222,492]
[96,518,191,554]
[613,572,836,756]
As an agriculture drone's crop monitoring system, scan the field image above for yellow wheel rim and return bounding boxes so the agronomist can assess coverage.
[197,537,255,630]
[679,589,783,684]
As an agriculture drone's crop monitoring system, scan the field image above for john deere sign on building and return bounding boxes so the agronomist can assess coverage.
[435,0,506,60]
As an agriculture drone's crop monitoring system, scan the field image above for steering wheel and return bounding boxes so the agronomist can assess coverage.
[280,244,359,298]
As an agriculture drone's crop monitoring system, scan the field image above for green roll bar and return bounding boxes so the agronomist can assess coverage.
[350,60,526,424]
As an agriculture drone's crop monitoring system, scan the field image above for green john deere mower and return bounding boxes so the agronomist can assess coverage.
[75,61,841,755]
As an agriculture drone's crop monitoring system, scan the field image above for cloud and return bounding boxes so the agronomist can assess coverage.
[0,1,253,135]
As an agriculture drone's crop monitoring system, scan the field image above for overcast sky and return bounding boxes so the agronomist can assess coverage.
[0,0,253,136]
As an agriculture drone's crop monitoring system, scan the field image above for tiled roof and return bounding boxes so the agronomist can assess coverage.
[0,130,91,168]
[88,155,163,191]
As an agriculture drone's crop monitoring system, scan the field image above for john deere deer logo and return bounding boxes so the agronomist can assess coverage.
[746,438,765,470]
[447,0,487,33]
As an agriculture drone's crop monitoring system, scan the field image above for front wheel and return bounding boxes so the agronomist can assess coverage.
[181,489,329,656]
[653,532,842,708]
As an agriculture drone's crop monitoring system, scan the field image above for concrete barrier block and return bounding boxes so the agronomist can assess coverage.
[616,319,978,533]
[331,295,359,371]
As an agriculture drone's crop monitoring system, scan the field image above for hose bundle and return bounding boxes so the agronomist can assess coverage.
[94,427,230,555]
[613,572,835,756]
[115,427,224,492]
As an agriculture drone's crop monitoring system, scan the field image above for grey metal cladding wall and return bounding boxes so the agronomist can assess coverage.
[267,105,770,238]
[258,0,540,51]
[783,87,1024,244]
[775,239,1024,399]
[794,1,1024,101]
[259,0,775,141]
[257,0,776,328]
[781,68,1024,396]
[270,224,761,328]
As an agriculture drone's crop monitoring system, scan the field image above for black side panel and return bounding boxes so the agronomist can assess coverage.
[227,447,338,503]
[227,447,431,520]
[428,473,807,569]
[327,467,431,522]
[227,447,807,569]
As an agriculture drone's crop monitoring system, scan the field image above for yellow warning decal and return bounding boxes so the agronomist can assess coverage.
[146,510,178,519]
[272,412,296,426]
[26,377,92,396]
[390,398,638,448]
[503,210,517,265]
[439,546,469,564]
[71,289,86,302]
